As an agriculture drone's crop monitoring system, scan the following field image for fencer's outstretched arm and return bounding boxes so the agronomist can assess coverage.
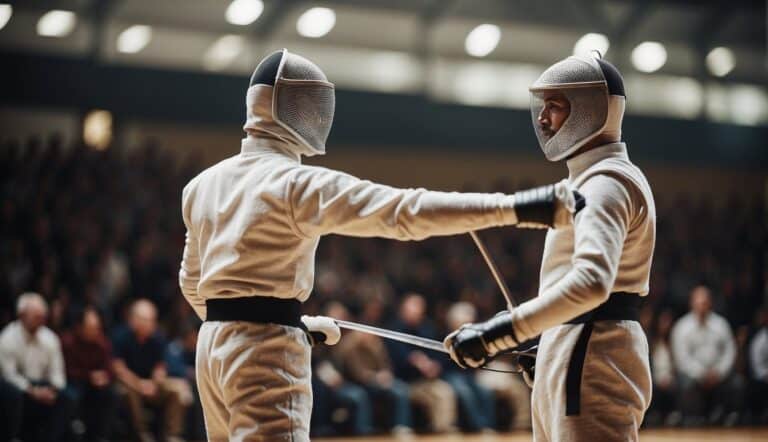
[286,165,575,240]
[509,174,632,342]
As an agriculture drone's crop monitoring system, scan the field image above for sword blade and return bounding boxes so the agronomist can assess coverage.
[334,319,448,354]
[470,231,518,310]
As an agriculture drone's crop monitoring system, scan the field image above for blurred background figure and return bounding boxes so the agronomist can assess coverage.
[671,285,742,426]
[164,322,205,441]
[387,293,457,433]
[112,299,190,442]
[0,292,71,442]
[647,309,680,426]
[61,305,116,442]
[442,302,496,432]
[749,308,768,424]
[333,300,414,435]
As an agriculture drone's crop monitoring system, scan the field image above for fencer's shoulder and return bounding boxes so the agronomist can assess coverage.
[286,163,360,184]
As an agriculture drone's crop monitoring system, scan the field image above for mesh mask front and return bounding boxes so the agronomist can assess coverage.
[272,51,335,155]
[529,56,610,161]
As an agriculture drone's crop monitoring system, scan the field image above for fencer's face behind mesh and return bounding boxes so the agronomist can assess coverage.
[529,56,612,161]
[534,91,571,142]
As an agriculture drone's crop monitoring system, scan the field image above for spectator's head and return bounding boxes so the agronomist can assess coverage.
[399,293,426,327]
[446,302,476,330]
[690,285,713,320]
[324,301,350,322]
[75,306,104,342]
[17,292,47,334]
[129,298,157,341]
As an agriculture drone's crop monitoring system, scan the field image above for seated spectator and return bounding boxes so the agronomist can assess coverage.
[61,306,117,441]
[333,301,413,435]
[387,293,457,433]
[165,322,205,440]
[648,309,680,426]
[112,299,191,442]
[671,285,742,425]
[311,302,374,436]
[441,302,495,432]
[0,292,71,442]
[748,308,768,423]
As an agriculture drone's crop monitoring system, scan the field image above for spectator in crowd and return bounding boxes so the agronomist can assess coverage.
[311,302,374,436]
[671,285,742,425]
[112,299,191,442]
[441,302,496,432]
[748,308,768,423]
[648,309,679,426]
[61,305,116,441]
[333,300,413,435]
[165,322,205,440]
[387,293,457,433]
[0,292,71,442]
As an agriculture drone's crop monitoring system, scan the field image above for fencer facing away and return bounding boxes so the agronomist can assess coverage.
[178,49,581,442]
[445,54,656,442]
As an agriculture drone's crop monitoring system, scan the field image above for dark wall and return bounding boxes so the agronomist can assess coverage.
[1,51,766,169]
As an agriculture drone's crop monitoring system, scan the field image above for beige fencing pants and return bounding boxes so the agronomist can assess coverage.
[196,321,312,442]
[531,320,652,442]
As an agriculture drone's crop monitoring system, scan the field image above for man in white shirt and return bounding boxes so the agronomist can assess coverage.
[749,308,768,422]
[446,54,656,441]
[181,49,579,442]
[0,292,71,442]
[671,285,741,424]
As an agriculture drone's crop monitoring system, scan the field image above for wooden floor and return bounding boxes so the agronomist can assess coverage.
[316,428,768,442]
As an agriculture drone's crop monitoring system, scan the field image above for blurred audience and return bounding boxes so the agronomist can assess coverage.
[442,302,496,432]
[112,299,190,442]
[671,286,743,425]
[387,293,457,433]
[61,305,116,441]
[0,292,71,442]
[0,136,766,436]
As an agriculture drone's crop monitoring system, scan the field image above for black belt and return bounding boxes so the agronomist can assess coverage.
[564,292,642,416]
[205,296,302,328]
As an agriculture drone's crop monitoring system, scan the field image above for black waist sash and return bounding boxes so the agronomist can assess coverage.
[564,292,642,416]
[205,296,302,328]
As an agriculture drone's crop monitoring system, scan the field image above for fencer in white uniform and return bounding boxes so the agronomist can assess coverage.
[445,55,656,442]
[179,49,580,442]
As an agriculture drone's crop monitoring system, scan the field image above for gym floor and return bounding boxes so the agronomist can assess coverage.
[317,428,768,441]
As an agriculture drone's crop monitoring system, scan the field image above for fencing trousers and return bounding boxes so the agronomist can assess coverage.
[531,320,652,442]
[196,321,312,442]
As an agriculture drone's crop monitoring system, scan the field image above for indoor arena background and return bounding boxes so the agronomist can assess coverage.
[0,0,766,441]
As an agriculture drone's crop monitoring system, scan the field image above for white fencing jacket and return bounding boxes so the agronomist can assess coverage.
[180,137,525,320]
[511,143,656,342]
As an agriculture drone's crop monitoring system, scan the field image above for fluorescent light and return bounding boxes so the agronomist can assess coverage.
[0,4,12,31]
[573,33,610,58]
[37,10,76,37]
[705,47,735,77]
[83,110,113,151]
[226,0,263,26]
[464,24,500,57]
[117,25,152,54]
[296,7,335,38]
[203,35,245,71]
[631,41,667,73]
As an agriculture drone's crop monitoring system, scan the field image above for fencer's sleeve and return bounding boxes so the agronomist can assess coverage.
[509,174,632,342]
[285,165,518,240]
[714,316,736,377]
[179,185,206,320]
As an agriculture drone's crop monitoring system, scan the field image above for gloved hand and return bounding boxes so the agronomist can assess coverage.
[300,315,341,346]
[443,311,520,369]
[514,179,586,229]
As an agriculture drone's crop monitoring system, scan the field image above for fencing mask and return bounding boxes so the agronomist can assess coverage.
[244,49,335,156]
[529,54,626,161]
